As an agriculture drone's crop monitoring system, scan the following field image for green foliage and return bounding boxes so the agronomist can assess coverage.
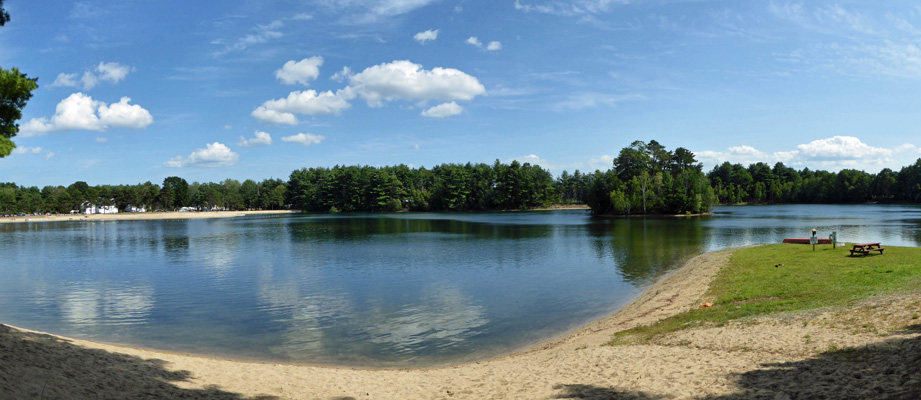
[587,140,712,216]
[8,144,921,215]
[556,169,591,204]
[0,136,14,156]
[0,0,9,26]
[0,67,39,157]
[284,161,557,213]
[707,158,921,205]
[160,176,190,211]
[611,244,921,344]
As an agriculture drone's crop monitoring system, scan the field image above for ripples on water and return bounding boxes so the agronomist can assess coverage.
[1,205,919,366]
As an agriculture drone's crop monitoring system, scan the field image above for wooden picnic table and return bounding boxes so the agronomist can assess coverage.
[850,242,885,256]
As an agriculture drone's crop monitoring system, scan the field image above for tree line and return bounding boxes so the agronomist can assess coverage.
[0,178,287,215]
[5,140,921,216]
[286,161,556,212]
[708,159,921,204]
[0,160,557,214]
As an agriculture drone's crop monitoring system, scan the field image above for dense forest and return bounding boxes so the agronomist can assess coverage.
[707,160,921,204]
[581,140,717,216]
[4,140,921,216]
[0,160,557,214]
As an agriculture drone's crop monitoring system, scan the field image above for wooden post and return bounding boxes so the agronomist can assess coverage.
[811,228,817,251]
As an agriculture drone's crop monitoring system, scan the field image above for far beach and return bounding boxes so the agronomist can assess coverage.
[2,247,918,399]
[0,210,296,224]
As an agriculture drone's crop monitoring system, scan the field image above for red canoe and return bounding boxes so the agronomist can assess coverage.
[782,238,832,244]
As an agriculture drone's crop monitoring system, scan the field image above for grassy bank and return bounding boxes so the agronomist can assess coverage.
[612,243,921,344]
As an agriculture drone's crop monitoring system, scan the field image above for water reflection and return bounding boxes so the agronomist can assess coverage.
[287,215,554,242]
[58,283,155,327]
[1,206,919,367]
[361,285,488,355]
[586,217,709,285]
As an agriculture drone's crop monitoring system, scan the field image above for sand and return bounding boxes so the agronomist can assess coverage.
[2,247,919,399]
[0,210,296,224]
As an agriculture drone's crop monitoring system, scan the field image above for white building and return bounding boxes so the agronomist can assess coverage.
[79,200,119,214]
[84,204,119,214]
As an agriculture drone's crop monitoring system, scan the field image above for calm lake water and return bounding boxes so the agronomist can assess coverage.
[1,204,920,366]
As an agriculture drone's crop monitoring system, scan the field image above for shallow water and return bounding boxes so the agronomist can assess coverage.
[1,205,919,366]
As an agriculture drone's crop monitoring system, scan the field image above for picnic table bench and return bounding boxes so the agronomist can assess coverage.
[849,242,885,256]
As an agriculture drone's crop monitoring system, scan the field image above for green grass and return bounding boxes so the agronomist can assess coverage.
[610,243,921,344]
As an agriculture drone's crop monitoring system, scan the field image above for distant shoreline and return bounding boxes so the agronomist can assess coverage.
[0,210,296,224]
[0,206,590,224]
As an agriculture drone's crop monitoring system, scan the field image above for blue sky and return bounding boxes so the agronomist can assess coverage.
[3,0,921,187]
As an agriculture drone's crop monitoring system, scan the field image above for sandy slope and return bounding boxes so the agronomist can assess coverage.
[1,248,918,399]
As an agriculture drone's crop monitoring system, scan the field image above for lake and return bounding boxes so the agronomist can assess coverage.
[1,204,919,367]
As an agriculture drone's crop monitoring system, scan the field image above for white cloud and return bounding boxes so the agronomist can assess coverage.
[553,92,642,110]
[518,154,545,164]
[696,136,918,172]
[252,90,351,125]
[696,145,787,168]
[24,92,104,132]
[50,73,78,88]
[275,56,324,86]
[421,102,463,118]
[766,4,921,80]
[513,0,629,16]
[95,62,132,84]
[12,146,43,155]
[164,142,239,168]
[52,62,134,90]
[504,154,567,171]
[251,107,299,125]
[254,60,484,123]
[95,137,107,143]
[216,20,284,55]
[331,66,353,82]
[12,146,57,160]
[342,60,486,107]
[466,36,483,47]
[324,0,437,23]
[797,136,891,159]
[81,71,99,90]
[466,37,502,51]
[238,131,273,147]
[414,29,439,43]
[773,150,799,163]
[20,93,153,136]
[371,0,435,17]
[770,3,875,35]
[588,154,615,170]
[97,97,155,129]
[727,145,760,155]
[281,132,326,146]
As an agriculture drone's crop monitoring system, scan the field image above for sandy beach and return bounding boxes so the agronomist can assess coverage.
[0,210,296,224]
[2,247,919,399]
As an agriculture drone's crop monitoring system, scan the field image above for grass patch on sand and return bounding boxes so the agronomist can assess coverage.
[610,244,921,344]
